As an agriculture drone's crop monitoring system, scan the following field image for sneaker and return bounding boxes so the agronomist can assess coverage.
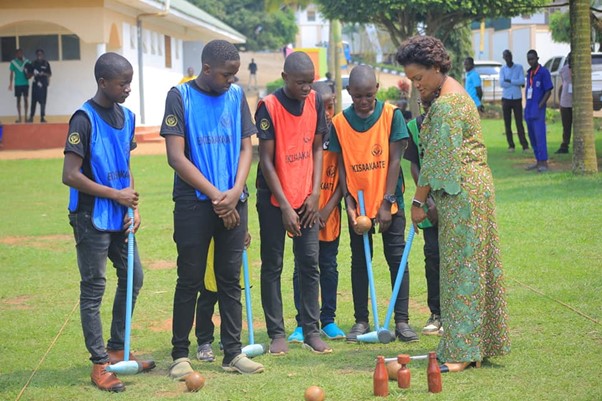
[269,337,288,355]
[395,322,419,342]
[438,326,444,336]
[555,147,569,154]
[196,343,215,362]
[321,323,346,340]
[522,148,530,153]
[303,335,333,354]
[526,163,539,171]
[222,353,265,374]
[507,147,515,153]
[168,357,193,380]
[287,326,304,343]
[422,314,442,336]
[346,322,370,343]
[40,118,47,123]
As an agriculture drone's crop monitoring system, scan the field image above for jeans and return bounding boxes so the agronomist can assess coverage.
[69,211,144,364]
[256,188,321,340]
[502,98,529,149]
[348,212,410,324]
[423,225,440,316]
[171,200,247,364]
[292,237,340,327]
[560,107,573,149]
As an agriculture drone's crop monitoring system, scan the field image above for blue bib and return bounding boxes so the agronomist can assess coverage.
[68,103,135,231]
[177,83,242,200]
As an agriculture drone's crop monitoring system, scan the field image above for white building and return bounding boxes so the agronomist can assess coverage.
[0,0,245,126]
[471,10,571,67]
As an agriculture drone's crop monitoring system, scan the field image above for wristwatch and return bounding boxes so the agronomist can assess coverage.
[411,198,424,208]
[383,193,397,204]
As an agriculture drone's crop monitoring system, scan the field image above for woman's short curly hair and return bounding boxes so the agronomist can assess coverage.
[396,35,452,74]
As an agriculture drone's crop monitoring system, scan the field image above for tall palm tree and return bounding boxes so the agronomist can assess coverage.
[571,0,598,173]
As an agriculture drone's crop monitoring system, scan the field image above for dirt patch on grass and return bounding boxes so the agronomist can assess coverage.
[1,295,32,310]
[146,260,175,270]
[0,234,72,250]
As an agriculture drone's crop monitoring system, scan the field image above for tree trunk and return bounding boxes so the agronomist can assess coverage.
[570,0,598,174]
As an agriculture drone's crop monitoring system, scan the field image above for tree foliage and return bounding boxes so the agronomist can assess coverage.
[549,5,602,50]
[317,0,550,47]
[188,0,297,50]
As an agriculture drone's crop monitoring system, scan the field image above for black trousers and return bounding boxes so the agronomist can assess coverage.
[502,98,529,150]
[422,225,440,316]
[30,84,48,119]
[170,199,247,364]
[348,212,410,324]
[256,188,321,340]
[560,107,573,150]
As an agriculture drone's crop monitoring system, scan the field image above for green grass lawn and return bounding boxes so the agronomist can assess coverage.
[1,117,601,401]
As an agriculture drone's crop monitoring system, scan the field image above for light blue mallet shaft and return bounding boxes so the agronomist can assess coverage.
[376,224,415,343]
[106,208,142,375]
[358,190,380,332]
[241,249,265,358]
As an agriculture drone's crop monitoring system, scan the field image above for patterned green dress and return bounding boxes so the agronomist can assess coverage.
[419,93,510,363]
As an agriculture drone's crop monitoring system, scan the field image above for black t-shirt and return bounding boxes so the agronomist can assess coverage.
[403,114,424,167]
[31,59,51,87]
[160,80,256,201]
[64,99,136,212]
[254,87,328,190]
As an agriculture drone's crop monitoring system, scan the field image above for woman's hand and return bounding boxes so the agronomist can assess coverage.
[411,205,427,232]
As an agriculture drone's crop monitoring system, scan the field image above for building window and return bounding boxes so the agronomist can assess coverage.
[151,31,157,55]
[130,25,137,49]
[20,35,59,61]
[61,34,80,60]
[1,36,17,62]
[0,34,80,62]
[307,10,316,22]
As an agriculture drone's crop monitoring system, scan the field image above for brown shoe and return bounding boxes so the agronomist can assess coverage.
[107,349,156,372]
[91,363,125,392]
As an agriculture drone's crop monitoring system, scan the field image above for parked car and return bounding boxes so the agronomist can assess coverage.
[543,53,602,111]
[317,74,352,109]
[473,60,503,102]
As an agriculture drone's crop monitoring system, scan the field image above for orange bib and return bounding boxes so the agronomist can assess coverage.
[260,92,317,209]
[319,149,341,241]
[333,103,398,218]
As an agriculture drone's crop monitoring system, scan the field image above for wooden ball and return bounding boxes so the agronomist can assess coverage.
[304,385,325,401]
[355,215,372,233]
[385,360,401,381]
[185,371,205,392]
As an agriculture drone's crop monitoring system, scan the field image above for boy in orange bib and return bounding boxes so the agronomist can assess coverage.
[329,65,418,343]
[255,51,332,355]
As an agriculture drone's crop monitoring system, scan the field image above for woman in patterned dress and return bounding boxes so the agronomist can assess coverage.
[396,36,510,372]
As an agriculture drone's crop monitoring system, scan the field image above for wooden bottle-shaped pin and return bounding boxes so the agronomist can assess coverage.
[427,352,442,393]
[373,355,389,396]
[397,354,411,389]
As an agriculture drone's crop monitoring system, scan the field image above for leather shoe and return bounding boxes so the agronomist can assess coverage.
[108,349,156,372]
[91,362,125,392]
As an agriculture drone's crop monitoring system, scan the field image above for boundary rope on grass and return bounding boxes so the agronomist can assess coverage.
[510,278,601,326]
[15,300,80,401]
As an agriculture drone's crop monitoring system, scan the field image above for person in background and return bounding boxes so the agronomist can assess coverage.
[288,81,346,343]
[404,100,441,337]
[247,58,258,91]
[524,49,553,172]
[8,48,31,123]
[178,66,196,84]
[500,49,529,153]
[397,35,510,372]
[555,52,572,154]
[463,57,484,112]
[28,49,52,123]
